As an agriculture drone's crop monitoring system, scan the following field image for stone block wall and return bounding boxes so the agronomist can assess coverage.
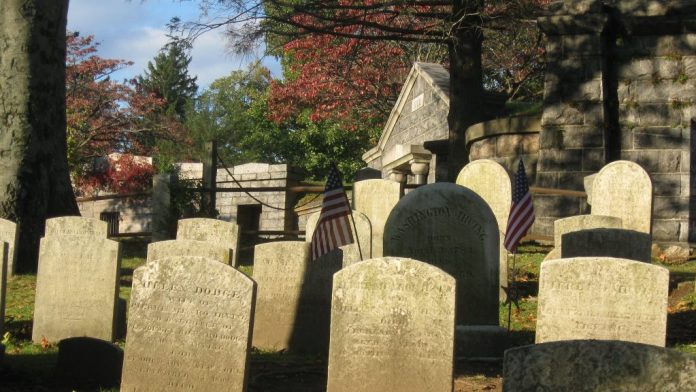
[615,32,696,242]
[215,163,302,232]
[77,195,152,234]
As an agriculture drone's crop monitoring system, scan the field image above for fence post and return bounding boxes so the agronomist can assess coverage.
[202,140,218,217]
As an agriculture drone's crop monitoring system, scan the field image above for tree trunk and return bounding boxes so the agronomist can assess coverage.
[447,0,485,181]
[0,0,79,272]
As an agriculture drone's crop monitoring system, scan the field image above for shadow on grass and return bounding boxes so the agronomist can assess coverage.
[5,320,33,341]
[248,351,327,392]
[1,351,60,392]
[667,309,696,347]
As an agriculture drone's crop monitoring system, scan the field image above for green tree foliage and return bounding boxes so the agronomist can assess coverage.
[137,39,198,121]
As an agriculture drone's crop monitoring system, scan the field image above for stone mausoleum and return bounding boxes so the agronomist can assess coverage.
[364,1,696,248]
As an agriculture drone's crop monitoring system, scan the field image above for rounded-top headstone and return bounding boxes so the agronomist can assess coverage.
[305,209,372,261]
[327,257,455,392]
[176,218,240,265]
[591,161,652,234]
[537,257,668,347]
[504,340,696,391]
[455,159,512,301]
[455,159,511,232]
[553,214,623,250]
[121,256,255,392]
[353,179,401,258]
[353,167,382,182]
[45,216,107,238]
[384,182,499,325]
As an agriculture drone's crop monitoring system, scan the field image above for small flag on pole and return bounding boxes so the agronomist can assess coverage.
[310,164,354,260]
[504,160,535,253]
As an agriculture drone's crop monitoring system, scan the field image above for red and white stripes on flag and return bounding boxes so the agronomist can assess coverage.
[310,165,354,261]
[504,160,535,253]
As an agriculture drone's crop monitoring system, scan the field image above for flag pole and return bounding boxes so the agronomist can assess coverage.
[506,251,517,333]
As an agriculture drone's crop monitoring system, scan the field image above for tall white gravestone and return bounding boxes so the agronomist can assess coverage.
[0,219,18,277]
[176,218,240,266]
[353,179,401,258]
[456,159,512,300]
[305,209,372,264]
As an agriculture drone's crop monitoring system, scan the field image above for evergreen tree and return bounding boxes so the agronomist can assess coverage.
[137,39,198,121]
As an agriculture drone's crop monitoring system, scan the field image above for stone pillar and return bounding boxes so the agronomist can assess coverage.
[535,5,610,235]
[410,161,430,185]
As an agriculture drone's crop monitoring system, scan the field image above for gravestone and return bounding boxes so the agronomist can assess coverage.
[553,215,623,253]
[536,257,668,346]
[456,159,512,300]
[0,219,18,276]
[252,242,340,354]
[177,218,240,267]
[353,179,401,258]
[0,242,7,342]
[121,256,255,392]
[56,337,123,390]
[305,209,371,263]
[384,182,499,325]
[327,257,455,392]
[32,237,121,343]
[562,228,651,262]
[44,216,107,238]
[591,161,652,234]
[147,240,233,265]
[504,340,696,391]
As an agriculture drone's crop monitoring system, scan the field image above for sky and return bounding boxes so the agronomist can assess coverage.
[67,0,281,90]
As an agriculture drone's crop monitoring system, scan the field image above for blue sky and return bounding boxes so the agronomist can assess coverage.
[67,0,281,90]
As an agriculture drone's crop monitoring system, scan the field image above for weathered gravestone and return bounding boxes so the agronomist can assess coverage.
[353,179,401,258]
[44,216,107,238]
[536,257,668,346]
[384,182,499,325]
[56,337,123,390]
[177,218,240,266]
[0,219,18,276]
[504,340,696,392]
[305,209,372,264]
[550,215,623,259]
[456,159,512,301]
[32,236,121,343]
[0,242,7,347]
[562,228,651,262]
[252,242,340,355]
[327,257,455,392]
[147,240,233,265]
[591,160,652,235]
[121,256,255,392]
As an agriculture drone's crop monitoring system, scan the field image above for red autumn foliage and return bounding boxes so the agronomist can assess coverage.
[74,154,155,196]
[66,33,187,169]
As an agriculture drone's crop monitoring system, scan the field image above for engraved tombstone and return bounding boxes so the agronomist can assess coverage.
[504,340,696,391]
[536,257,668,346]
[44,216,108,238]
[32,237,121,343]
[147,240,233,265]
[0,219,18,276]
[176,218,240,266]
[327,257,455,392]
[591,161,652,235]
[305,209,372,263]
[456,159,512,300]
[552,215,623,256]
[0,242,7,340]
[562,228,651,262]
[384,182,499,325]
[121,256,255,392]
[353,179,401,258]
[252,242,340,354]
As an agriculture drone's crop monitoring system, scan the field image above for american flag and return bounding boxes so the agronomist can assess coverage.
[310,165,354,260]
[504,160,535,252]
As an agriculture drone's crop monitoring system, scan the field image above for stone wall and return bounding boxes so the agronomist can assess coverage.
[215,163,302,232]
[535,1,696,243]
[77,195,152,234]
